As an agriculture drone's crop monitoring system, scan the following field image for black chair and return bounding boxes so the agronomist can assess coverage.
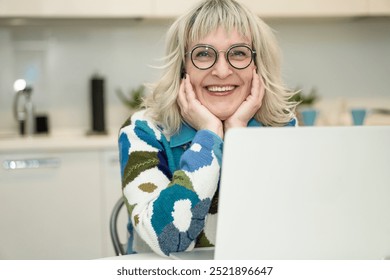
[109,197,127,256]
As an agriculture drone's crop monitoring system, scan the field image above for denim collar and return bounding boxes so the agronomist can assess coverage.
[169,118,262,148]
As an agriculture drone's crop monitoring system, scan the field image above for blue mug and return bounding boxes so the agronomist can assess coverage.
[351,108,367,126]
[300,108,318,126]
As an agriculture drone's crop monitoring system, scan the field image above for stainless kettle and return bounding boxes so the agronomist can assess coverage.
[13,85,35,136]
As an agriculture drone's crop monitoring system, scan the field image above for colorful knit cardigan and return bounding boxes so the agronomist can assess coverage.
[118,109,297,256]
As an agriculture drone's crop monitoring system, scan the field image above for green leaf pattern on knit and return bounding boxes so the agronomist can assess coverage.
[124,196,138,225]
[167,170,194,191]
[196,231,213,247]
[122,151,159,188]
[138,182,158,193]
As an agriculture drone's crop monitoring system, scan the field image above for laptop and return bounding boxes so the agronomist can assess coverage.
[214,126,390,260]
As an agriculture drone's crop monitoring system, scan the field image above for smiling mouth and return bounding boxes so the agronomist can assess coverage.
[206,85,236,93]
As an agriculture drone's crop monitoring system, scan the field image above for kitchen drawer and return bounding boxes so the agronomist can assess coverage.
[0,151,103,259]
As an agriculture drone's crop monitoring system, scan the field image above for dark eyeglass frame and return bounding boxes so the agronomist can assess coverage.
[186,43,256,70]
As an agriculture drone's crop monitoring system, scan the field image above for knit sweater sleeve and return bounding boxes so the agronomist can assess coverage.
[118,111,222,256]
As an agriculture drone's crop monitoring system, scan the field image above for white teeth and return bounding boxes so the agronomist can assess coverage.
[207,85,235,92]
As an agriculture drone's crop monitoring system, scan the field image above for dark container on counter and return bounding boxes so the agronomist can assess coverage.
[90,74,107,134]
[35,114,49,134]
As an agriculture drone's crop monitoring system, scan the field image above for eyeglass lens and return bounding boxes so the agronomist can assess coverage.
[191,45,254,70]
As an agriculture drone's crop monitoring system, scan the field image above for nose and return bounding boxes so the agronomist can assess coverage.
[211,53,233,79]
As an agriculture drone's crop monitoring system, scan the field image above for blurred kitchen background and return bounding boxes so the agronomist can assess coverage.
[0,0,389,260]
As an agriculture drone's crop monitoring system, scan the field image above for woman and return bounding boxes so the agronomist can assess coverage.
[118,0,297,257]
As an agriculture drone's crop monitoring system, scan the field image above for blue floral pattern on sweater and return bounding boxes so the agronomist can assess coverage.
[118,110,297,256]
[119,110,222,256]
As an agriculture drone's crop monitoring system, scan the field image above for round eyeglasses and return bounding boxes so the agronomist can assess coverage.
[187,44,256,70]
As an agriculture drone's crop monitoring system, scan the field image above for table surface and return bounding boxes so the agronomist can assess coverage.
[100,248,214,260]
[100,252,169,260]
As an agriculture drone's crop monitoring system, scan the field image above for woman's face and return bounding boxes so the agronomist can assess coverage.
[185,27,256,121]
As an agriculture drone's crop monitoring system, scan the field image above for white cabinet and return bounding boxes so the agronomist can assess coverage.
[239,0,368,17]
[0,0,388,18]
[152,0,200,18]
[100,149,126,257]
[0,146,126,260]
[0,150,103,259]
[0,0,152,17]
[152,0,369,18]
[368,0,390,15]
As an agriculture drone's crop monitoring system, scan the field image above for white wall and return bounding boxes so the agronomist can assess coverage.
[0,17,389,133]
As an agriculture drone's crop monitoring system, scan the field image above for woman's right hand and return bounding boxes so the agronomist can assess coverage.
[178,74,224,138]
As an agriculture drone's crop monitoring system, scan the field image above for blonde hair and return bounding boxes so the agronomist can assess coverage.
[143,0,297,135]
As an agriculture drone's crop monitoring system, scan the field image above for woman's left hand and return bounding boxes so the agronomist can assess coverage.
[224,69,265,130]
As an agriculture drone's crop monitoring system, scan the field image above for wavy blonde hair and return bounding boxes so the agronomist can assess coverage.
[143,0,297,135]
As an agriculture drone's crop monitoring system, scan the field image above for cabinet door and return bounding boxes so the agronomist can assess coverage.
[368,0,390,15]
[0,0,152,17]
[152,0,201,17]
[152,0,368,18]
[239,0,367,17]
[100,149,127,257]
[0,151,102,259]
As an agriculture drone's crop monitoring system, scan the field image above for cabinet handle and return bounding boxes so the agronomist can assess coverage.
[2,158,61,170]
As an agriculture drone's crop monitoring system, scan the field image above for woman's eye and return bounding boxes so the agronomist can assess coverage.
[197,51,210,57]
[193,49,215,60]
[234,51,245,56]
[230,50,248,58]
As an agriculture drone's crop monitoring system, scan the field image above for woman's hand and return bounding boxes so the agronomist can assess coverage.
[224,69,265,131]
[177,74,224,138]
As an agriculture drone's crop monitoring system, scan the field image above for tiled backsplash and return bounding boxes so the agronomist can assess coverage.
[0,17,389,134]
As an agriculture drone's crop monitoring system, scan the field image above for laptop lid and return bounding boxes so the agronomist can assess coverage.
[215,126,390,260]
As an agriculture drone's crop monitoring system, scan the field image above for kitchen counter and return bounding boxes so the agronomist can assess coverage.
[0,131,118,153]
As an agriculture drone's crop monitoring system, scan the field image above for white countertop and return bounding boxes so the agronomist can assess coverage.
[99,248,214,260]
[100,253,168,261]
[0,131,118,153]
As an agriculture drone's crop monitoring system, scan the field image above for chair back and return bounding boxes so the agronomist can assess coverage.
[109,197,127,256]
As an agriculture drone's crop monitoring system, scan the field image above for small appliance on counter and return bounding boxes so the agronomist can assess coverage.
[13,79,50,136]
[13,79,35,136]
[88,73,107,135]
